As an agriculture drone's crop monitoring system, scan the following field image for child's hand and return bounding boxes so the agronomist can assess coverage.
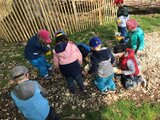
[114,68,122,74]
[136,50,143,56]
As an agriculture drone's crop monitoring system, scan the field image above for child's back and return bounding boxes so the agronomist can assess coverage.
[53,31,85,94]
[53,41,82,77]
[88,36,116,93]
[89,47,114,77]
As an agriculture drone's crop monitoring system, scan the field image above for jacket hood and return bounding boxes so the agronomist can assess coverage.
[54,41,77,58]
[92,47,108,60]
[12,81,35,100]
[55,41,68,53]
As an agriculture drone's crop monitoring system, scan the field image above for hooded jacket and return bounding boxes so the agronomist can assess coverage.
[53,41,82,77]
[11,80,49,120]
[126,27,145,52]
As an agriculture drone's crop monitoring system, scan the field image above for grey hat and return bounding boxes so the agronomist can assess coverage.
[11,66,28,79]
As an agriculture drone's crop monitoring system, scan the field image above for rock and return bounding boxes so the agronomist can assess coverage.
[91,93,96,96]
[84,82,88,86]
[71,106,77,110]
[81,113,85,119]
[82,104,85,108]
[65,92,70,96]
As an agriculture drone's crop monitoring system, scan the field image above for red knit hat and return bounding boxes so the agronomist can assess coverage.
[38,30,52,44]
[114,0,123,4]
[126,19,139,31]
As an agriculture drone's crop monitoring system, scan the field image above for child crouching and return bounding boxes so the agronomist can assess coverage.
[88,36,116,93]
[113,44,146,89]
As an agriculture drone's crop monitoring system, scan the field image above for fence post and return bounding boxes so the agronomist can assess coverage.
[72,0,78,22]
[98,0,103,25]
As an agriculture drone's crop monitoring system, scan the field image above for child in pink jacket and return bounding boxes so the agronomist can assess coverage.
[53,30,85,94]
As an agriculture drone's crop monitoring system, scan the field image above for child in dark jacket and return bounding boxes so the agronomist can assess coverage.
[53,30,85,94]
[88,36,116,93]
[114,0,129,43]
[113,44,146,89]
[24,30,53,80]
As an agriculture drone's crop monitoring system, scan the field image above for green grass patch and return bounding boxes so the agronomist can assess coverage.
[60,100,160,120]
[68,14,160,45]
[131,14,160,32]
[85,100,160,120]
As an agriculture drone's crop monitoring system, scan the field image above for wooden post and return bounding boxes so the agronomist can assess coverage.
[98,0,103,25]
[25,0,39,32]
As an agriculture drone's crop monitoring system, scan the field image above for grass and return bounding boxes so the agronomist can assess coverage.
[132,14,160,32]
[68,14,160,45]
[69,23,117,44]
[59,100,160,120]
[85,100,160,120]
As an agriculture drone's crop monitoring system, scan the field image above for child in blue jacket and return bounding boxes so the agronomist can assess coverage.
[10,65,59,120]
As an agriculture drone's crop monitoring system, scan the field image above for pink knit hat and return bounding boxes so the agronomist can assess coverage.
[38,30,52,44]
[126,19,139,31]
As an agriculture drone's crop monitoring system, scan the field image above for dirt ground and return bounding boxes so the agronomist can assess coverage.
[0,32,160,119]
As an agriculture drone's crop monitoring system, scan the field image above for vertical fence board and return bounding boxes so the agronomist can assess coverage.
[24,0,39,32]
[0,0,117,42]
[0,1,14,42]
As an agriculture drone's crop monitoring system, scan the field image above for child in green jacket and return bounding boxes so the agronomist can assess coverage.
[126,19,145,55]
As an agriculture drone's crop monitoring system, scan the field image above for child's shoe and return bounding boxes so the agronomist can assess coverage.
[44,74,52,80]
[48,68,54,75]
[141,79,146,87]
[102,89,108,95]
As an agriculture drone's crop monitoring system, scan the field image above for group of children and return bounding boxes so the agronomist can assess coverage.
[10,0,146,119]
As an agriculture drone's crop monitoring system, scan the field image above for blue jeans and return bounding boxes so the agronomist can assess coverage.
[94,74,115,92]
[65,73,84,94]
[118,26,128,44]
[30,56,51,77]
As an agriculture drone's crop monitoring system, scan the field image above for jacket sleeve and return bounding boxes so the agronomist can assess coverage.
[88,56,98,74]
[53,50,59,69]
[40,45,50,53]
[131,38,137,51]
[108,48,115,65]
[37,83,46,97]
[74,44,83,65]
[35,39,50,53]
[122,59,135,75]
[138,32,145,50]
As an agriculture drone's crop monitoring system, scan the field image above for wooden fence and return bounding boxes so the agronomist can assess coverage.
[0,0,117,42]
